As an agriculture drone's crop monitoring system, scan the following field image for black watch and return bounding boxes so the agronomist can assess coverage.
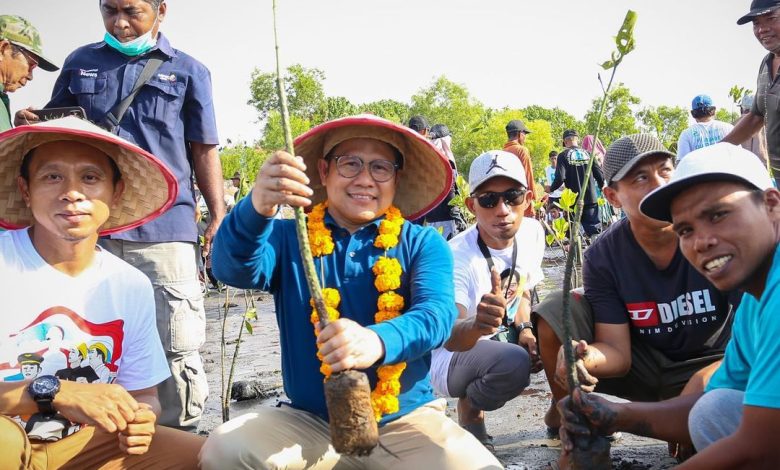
[28,375,60,415]
[515,321,533,332]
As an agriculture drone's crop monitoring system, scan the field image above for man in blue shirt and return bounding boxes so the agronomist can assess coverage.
[17,0,225,430]
[200,115,501,469]
[557,143,780,469]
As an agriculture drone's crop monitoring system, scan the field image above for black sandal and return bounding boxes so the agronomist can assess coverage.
[462,421,495,451]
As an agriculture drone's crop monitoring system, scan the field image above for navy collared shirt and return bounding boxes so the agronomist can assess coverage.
[212,196,458,424]
[47,33,219,243]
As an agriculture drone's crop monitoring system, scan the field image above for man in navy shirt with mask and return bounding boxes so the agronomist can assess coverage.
[17,0,225,430]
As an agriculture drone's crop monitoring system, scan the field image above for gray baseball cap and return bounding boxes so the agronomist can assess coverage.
[602,134,675,185]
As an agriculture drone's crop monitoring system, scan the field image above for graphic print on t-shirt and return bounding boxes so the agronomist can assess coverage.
[625,289,718,332]
[0,306,125,441]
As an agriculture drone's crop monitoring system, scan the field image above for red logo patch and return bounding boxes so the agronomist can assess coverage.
[626,302,659,327]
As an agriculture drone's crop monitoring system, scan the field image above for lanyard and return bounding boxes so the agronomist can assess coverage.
[476,228,518,327]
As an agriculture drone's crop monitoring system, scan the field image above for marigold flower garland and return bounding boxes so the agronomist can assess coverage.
[307,202,407,421]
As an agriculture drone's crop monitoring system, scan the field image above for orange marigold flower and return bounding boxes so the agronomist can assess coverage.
[374,233,399,249]
[320,362,332,378]
[375,275,401,292]
[375,309,400,323]
[373,256,402,277]
[378,363,407,380]
[378,292,404,311]
[322,288,341,308]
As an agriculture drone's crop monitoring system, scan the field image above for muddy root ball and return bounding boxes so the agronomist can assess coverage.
[324,370,379,456]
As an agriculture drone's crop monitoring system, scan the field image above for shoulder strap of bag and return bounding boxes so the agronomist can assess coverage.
[103,51,165,132]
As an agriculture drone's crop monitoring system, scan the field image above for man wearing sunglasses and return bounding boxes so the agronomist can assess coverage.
[534,135,737,459]
[0,15,59,131]
[430,150,544,450]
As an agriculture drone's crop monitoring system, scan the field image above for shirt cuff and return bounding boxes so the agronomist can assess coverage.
[368,321,404,365]
[234,192,277,232]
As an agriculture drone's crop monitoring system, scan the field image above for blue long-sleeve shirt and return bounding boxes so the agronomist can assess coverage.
[212,196,457,424]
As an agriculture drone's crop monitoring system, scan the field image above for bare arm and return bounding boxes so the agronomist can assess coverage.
[129,386,161,417]
[191,142,226,257]
[444,269,506,352]
[722,112,764,146]
[443,304,485,352]
[554,322,632,391]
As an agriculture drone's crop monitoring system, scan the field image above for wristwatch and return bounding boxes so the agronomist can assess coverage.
[515,321,533,332]
[28,375,60,415]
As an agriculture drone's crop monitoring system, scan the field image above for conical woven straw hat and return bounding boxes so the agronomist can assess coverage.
[294,114,452,220]
[0,116,177,235]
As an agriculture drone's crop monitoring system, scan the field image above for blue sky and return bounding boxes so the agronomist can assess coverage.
[8,1,765,145]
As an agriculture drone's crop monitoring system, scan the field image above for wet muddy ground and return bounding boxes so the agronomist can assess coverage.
[196,247,677,469]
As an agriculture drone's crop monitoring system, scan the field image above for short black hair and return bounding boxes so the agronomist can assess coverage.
[549,150,558,158]
[19,146,122,185]
[408,116,429,133]
[143,0,163,9]
[691,106,716,119]
[507,130,522,140]
[750,188,767,206]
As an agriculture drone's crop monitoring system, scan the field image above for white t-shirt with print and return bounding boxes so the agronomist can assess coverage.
[430,219,545,396]
[0,229,170,440]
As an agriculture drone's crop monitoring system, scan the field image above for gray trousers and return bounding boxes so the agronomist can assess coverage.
[688,388,743,451]
[100,239,208,430]
[446,339,531,411]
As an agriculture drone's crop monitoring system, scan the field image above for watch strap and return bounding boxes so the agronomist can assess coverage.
[35,398,56,415]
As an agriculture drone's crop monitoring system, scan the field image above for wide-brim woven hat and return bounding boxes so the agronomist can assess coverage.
[640,143,774,222]
[0,116,177,235]
[293,114,452,220]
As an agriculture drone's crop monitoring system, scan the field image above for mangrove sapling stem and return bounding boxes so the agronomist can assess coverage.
[220,286,230,422]
[271,0,378,456]
[271,0,329,329]
[560,14,631,396]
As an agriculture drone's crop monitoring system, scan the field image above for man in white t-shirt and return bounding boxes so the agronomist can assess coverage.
[677,94,734,161]
[0,117,204,468]
[430,150,545,449]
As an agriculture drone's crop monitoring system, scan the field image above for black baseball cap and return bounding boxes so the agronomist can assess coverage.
[737,0,780,25]
[505,119,531,134]
[563,129,579,139]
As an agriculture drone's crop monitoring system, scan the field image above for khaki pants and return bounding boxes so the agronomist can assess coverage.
[100,240,208,429]
[0,415,204,470]
[199,399,503,470]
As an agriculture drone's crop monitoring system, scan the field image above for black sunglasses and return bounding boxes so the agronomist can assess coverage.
[472,188,527,209]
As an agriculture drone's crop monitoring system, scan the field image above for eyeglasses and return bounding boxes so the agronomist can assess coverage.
[328,155,399,183]
[13,46,38,70]
[472,188,527,209]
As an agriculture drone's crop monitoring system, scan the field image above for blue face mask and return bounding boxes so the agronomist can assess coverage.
[104,16,158,56]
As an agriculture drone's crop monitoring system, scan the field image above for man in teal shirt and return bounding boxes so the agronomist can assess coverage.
[556,143,780,469]
[0,15,58,131]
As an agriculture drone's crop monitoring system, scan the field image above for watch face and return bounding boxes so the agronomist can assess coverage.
[31,375,60,397]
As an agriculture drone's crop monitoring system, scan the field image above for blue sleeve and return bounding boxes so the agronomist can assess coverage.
[183,64,219,145]
[369,227,457,364]
[211,194,279,291]
[744,289,780,408]
[677,131,692,160]
[46,59,77,108]
[706,303,752,395]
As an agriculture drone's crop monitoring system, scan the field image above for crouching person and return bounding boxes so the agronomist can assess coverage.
[202,115,502,469]
[559,143,780,468]
[534,135,737,444]
[0,117,204,469]
[429,150,545,450]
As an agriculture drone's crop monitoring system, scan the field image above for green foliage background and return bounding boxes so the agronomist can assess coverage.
[221,63,748,183]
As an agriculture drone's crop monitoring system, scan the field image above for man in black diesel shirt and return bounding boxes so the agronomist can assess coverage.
[534,134,736,443]
[550,129,605,236]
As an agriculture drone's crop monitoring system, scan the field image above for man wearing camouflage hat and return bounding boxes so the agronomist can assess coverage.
[534,134,737,454]
[0,15,58,132]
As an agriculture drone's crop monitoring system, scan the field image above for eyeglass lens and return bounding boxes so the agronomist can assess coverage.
[334,155,397,182]
[476,189,526,208]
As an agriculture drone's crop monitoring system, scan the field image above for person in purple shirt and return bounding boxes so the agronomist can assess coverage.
[201,115,501,469]
[16,0,225,430]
